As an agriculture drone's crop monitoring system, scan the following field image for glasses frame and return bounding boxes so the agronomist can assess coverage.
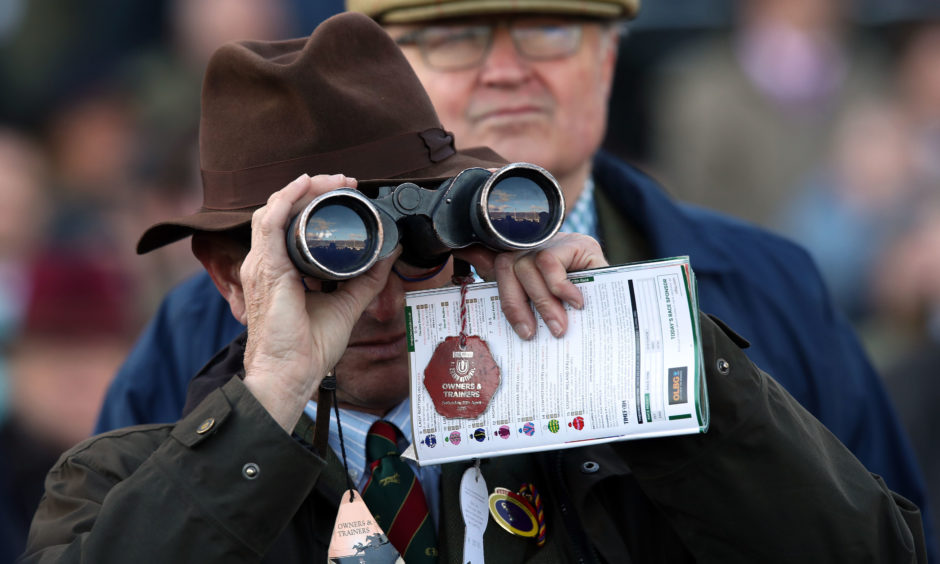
[395,18,588,72]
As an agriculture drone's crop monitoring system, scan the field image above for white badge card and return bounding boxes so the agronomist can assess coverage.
[460,465,489,564]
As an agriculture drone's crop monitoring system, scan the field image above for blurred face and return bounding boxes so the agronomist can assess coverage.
[9,338,128,449]
[742,0,844,32]
[0,133,47,259]
[173,0,289,65]
[387,16,619,195]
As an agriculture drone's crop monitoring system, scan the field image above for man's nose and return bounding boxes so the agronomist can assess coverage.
[364,273,405,323]
[479,27,530,83]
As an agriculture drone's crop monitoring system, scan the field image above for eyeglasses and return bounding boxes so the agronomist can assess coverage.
[395,19,585,71]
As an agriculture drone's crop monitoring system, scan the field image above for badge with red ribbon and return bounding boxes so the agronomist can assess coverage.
[423,261,501,419]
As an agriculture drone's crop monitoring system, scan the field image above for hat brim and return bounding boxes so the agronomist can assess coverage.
[136,146,508,254]
[374,0,639,23]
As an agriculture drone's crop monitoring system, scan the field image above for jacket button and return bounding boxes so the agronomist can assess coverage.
[717,358,730,375]
[196,418,215,434]
[242,463,260,480]
[581,460,600,474]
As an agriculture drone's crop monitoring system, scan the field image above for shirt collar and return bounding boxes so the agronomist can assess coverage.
[303,397,412,484]
[561,176,599,239]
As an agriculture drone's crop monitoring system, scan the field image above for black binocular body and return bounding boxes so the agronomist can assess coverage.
[286,162,565,280]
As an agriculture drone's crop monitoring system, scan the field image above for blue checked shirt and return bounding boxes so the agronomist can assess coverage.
[560,177,599,239]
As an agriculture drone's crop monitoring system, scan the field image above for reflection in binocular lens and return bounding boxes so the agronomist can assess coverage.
[304,203,373,274]
[487,176,553,244]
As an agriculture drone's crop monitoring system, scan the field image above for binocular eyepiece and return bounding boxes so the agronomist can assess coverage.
[286,162,565,280]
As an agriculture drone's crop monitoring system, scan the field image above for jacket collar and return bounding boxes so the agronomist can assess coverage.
[593,151,739,276]
[182,331,248,417]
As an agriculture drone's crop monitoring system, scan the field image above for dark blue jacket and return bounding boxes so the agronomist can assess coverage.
[96,151,935,558]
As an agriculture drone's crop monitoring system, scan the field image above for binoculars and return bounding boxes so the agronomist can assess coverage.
[286,162,565,280]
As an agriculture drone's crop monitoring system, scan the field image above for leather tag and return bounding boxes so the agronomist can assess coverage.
[423,335,501,419]
[328,490,403,563]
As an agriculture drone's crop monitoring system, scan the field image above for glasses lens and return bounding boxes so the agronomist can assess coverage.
[486,176,553,244]
[511,21,582,60]
[419,25,491,70]
[304,203,374,275]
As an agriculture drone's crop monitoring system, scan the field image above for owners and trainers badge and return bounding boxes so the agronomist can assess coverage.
[423,335,500,419]
[423,268,501,419]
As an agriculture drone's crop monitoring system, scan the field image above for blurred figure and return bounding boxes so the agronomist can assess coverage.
[774,101,917,322]
[874,205,940,344]
[132,0,293,142]
[874,202,940,548]
[37,79,159,332]
[896,21,940,197]
[651,0,887,227]
[0,129,48,343]
[42,82,138,256]
[854,21,940,351]
[0,250,137,564]
[868,21,940,547]
[0,128,49,424]
[0,0,164,130]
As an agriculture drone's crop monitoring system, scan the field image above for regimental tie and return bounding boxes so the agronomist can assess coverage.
[362,420,438,563]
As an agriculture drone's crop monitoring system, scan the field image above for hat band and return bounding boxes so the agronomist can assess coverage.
[200,128,456,210]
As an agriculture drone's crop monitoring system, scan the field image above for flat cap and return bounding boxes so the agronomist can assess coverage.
[347,0,640,23]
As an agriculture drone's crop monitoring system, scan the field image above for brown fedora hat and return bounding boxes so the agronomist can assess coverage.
[137,11,506,254]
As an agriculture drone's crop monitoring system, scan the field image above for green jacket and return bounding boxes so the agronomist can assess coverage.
[20,314,925,563]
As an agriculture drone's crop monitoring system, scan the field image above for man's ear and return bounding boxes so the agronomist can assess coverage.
[191,232,248,324]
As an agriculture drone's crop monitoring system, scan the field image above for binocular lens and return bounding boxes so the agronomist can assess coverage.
[486,176,554,245]
[287,189,383,280]
[304,204,374,274]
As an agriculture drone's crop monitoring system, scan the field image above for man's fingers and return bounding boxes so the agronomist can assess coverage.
[250,173,311,257]
[286,174,358,219]
[251,173,358,242]
[512,254,569,337]
[491,233,608,340]
[493,253,537,340]
[452,245,496,280]
[533,250,584,310]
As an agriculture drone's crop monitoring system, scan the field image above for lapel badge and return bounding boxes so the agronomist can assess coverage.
[487,483,547,547]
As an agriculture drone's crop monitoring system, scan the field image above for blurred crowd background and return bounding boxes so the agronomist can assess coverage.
[0,0,938,561]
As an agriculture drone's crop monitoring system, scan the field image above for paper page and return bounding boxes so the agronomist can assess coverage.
[405,257,706,465]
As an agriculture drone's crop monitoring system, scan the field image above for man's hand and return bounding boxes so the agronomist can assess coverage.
[240,174,400,432]
[454,233,608,340]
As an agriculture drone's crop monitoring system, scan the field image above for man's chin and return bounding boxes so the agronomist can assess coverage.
[332,356,411,413]
[477,115,548,139]
[335,384,411,416]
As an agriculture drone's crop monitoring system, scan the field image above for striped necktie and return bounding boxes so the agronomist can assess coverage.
[362,420,438,563]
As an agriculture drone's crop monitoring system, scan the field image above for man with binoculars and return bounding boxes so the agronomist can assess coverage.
[21,12,925,563]
[94,2,935,552]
